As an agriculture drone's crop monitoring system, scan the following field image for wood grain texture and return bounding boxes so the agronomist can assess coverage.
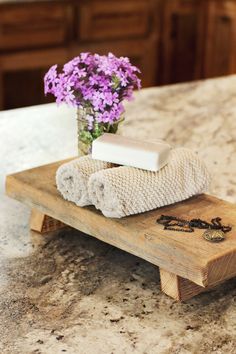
[160,268,205,301]
[0,0,160,110]
[0,2,73,51]
[0,72,3,111]
[30,208,66,234]
[2,0,236,110]
[204,0,236,78]
[5,159,236,289]
[160,0,205,84]
[79,0,151,41]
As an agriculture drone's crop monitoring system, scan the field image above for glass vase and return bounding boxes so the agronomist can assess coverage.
[77,107,123,156]
[77,107,93,156]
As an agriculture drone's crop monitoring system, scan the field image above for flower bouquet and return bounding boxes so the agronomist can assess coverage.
[44,52,141,155]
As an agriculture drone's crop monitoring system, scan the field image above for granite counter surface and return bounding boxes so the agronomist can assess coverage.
[0,76,236,353]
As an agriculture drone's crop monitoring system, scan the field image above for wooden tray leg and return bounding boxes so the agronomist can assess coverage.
[30,209,66,234]
[159,268,205,301]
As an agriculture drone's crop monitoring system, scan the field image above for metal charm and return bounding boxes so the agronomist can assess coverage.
[202,229,225,243]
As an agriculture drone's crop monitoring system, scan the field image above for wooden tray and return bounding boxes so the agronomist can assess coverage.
[6,159,236,301]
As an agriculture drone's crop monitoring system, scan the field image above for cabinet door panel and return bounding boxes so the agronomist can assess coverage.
[4,69,54,109]
[161,0,205,84]
[0,3,73,51]
[204,1,236,77]
[78,0,151,41]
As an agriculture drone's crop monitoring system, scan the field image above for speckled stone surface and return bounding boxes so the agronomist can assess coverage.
[1,76,236,354]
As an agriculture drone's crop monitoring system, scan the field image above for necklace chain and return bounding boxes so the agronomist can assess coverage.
[156,215,231,233]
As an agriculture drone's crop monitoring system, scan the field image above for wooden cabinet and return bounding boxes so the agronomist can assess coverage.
[0,0,159,110]
[204,0,236,78]
[160,0,236,85]
[160,0,205,84]
[0,2,73,51]
[78,0,151,41]
[1,0,236,110]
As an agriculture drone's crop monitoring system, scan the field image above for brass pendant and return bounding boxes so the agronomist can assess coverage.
[203,229,225,243]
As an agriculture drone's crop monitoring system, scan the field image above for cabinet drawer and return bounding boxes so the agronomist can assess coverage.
[78,0,151,41]
[0,3,73,51]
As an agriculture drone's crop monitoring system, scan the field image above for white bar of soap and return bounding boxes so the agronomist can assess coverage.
[92,133,171,171]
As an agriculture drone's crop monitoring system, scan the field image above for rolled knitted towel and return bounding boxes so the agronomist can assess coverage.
[88,148,211,218]
[56,155,113,206]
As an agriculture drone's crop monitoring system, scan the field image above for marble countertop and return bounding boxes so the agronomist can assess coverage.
[1,75,236,353]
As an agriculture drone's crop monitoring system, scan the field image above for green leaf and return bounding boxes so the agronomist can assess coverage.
[90,123,102,139]
[79,130,93,144]
[112,75,120,90]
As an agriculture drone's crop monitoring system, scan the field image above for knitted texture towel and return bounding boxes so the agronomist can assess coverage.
[88,148,211,218]
[56,155,113,206]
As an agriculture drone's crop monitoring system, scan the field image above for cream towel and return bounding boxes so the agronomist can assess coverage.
[56,155,113,206]
[88,148,211,218]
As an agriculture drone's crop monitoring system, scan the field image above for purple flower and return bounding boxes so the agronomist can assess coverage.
[44,52,141,127]
[87,114,94,130]
[103,91,119,106]
[44,65,58,95]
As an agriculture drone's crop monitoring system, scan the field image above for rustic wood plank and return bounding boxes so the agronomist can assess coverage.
[159,268,205,301]
[5,159,236,290]
[30,209,66,234]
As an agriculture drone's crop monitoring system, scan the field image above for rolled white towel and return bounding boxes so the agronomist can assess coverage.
[56,155,113,206]
[88,148,211,218]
